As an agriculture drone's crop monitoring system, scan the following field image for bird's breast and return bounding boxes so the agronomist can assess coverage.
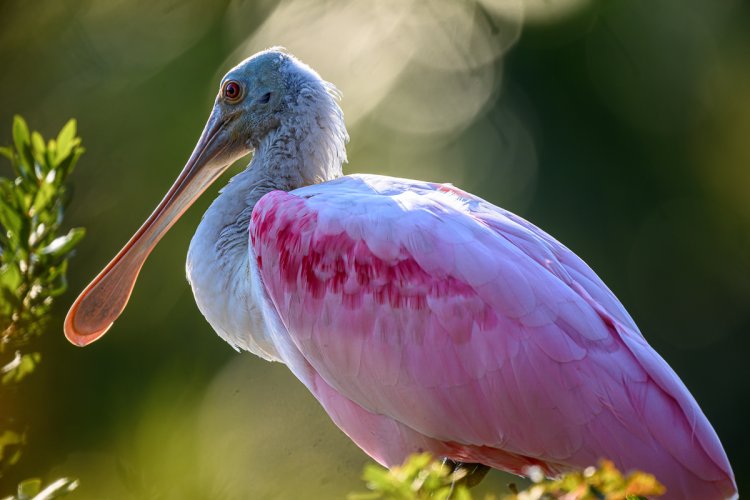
[186,206,282,361]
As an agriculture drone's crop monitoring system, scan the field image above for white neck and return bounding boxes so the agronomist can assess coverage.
[186,83,347,359]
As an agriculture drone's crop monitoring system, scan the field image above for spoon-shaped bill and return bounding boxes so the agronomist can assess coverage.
[64,110,242,346]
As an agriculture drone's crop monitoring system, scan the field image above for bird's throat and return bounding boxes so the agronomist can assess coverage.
[184,122,345,357]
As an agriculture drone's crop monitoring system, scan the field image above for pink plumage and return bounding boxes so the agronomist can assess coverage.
[251,174,736,499]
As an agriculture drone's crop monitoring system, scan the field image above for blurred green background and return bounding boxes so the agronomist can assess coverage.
[1,0,748,497]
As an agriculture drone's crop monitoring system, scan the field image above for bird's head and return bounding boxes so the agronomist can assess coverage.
[64,48,345,346]
[186,48,340,169]
[217,50,289,149]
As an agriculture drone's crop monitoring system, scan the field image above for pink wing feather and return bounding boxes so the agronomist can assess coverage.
[250,174,736,499]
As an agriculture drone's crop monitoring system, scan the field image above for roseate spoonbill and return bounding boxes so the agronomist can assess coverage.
[65,49,737,499]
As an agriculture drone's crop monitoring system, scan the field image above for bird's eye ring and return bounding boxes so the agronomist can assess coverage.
[223,81,243,102]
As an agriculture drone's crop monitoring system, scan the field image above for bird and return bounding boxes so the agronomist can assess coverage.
[64,48,737,499]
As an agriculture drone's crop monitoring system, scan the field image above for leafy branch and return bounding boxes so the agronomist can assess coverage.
[0,116,85,347]
[0,115,85,497]
[350,453,665,500]
[349,453,473,500]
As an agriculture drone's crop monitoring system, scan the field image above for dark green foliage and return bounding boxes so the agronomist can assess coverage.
[0,116,83,497]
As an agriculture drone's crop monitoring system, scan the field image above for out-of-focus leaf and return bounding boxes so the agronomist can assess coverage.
[0,430,24,464]
[30,133,45,154]
[30,132,46,174]
[0,199,23,235]
[0,263,22,293]
[11,116,33,180]
[46,261,69,297]
[39,228,85,258]
[56,119,76,151]
[352,453,472,500]
[0,286,22,311]
[7,178,30,212]
[0,178,19,204]
[28,477,79,500]
[16,478,41,498]
[30,182,56,217]
[503,460,665,500]
[11,116,30,155]
[55,119,77,165]
[54,148,83,182]
[624,470,666,497]
[1,352,41,385]
[0,146,13,160]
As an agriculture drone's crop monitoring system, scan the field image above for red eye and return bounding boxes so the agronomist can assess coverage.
[223,81,242,101]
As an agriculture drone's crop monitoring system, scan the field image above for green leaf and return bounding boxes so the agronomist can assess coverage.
[30,132,45,154]
[45,139,56,170]
[354,454,474,500]
[30,180,57,216]
[12,116,30,152]
[40,227,85,258]
[0,429,24,464]
[46,260,70,297]
[0,195,23,236]
[30,131,47,169]
[0,177,19,202]
[17,477,42,498]
[0,286,22,312]
[0,145,13,160]
[55,118,80,165]
[54,146,83,182]
[12,115,33,180]
[56,119,77,154]
[1,352,41,384]
[0,262,22,293]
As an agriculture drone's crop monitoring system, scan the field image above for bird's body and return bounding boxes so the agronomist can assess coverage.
[66,49,737,499]
[188,169,735,499]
